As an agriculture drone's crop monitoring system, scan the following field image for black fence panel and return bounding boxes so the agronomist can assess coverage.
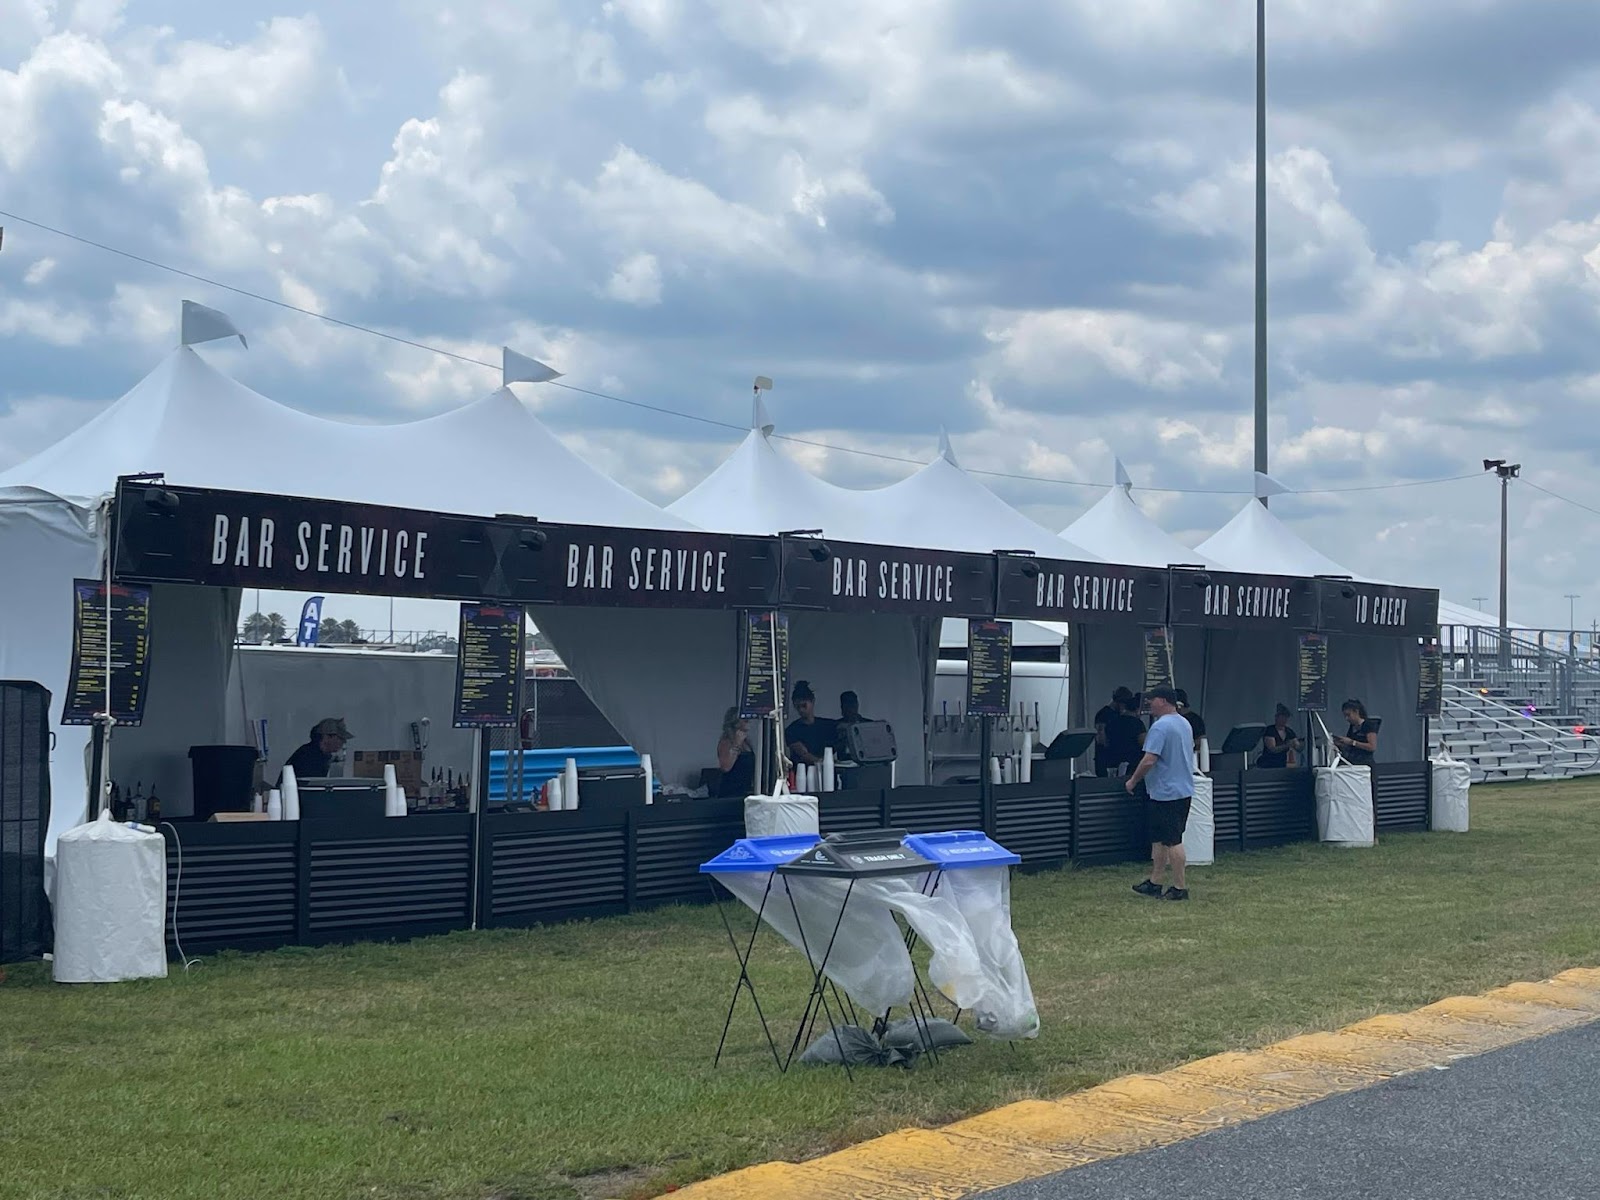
[818,791,885,834]
[633,802,745,908]
[992,783,1071,865]
[1241,769,1315,849]
[482,811,627,927]
[888,785,983,835]
[162,823,299,954]
[303,817,473,941]
[0,681,50,963]
[1210,772,1243,853]
[1373,762,1430,833]
[1073,778,1146,865]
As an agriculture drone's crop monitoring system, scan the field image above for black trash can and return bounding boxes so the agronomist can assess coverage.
[188,745,259,820]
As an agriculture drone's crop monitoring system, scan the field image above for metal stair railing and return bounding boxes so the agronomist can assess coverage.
[1437,684,1587,772]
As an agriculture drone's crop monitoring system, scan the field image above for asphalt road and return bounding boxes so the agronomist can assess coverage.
[975,1020,1600,1200]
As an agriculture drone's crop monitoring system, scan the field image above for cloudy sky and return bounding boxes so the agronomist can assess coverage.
[3,0,1599,632]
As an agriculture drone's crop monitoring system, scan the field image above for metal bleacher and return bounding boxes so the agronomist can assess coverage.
[1435,625,1600,783]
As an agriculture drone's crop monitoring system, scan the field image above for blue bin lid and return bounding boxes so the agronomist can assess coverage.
[699,833,822,873]
[902,830,1020,868]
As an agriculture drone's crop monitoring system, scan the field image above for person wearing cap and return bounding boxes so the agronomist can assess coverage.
[1174,688,1207,753]
[784,681,836,767]
[1125,685,1194,901]
[282,717,352,783]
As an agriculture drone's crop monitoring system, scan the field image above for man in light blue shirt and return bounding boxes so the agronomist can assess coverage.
[1125,685,1196,901]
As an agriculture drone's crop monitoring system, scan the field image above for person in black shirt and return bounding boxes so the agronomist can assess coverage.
[281,717,352,784]
[1175,688,1206,752]
[716,708,755,798]
[1334,699,1379,765]
[1094,686,1135,776]
[834,690,872,756]
[1257,703,1301,768]
[784,680,836,766]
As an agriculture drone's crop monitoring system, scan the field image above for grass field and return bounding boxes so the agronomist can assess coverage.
[4,781,1599,1200]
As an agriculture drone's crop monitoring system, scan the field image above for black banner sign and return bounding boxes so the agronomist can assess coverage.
[112,481,778,611]
[1417,637,1443,718]
[1316,580,1440,638]
[779,537,994,616]
[1142,626,1173,703]
[995,556,1167,626]
[63,580,152,727]
[1297,631,1329,713]
[453,603,524,728]
[738,611,790,719]
[966,620,1013,716]
[1168,568,1317,629]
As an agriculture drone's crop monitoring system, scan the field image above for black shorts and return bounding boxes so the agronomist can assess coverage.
[1147,796,1192,847]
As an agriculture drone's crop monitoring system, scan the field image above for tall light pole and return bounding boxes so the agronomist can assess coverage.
[1253,0,1269,504]
[1566,594,1580,633]
[1483,459,1520,666]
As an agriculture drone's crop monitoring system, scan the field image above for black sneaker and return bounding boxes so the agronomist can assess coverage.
[1132,880,1164,898]
[1163,887,1189,902]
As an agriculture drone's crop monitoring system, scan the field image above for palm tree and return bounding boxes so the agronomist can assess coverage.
[241,612,271,644]
[266,612,289,643]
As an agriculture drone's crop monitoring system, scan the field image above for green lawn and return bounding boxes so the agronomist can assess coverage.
[4,782,1598,1200]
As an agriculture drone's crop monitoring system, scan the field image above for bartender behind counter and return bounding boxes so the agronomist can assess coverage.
[784,680,836,767]
[281,717,352,784]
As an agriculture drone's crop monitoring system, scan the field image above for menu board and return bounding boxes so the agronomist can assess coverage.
[966,619,1014,716]
[62,580,152,726]
[1141,626,1172,706]
[738,611,790,719]
[1417,638,1443,717]
[453,603,525,728]
[1297,632,1329,713]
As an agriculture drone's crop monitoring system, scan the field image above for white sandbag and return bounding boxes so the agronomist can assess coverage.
[53,811,168,983]
[714,870,915,1014]
[934,866,1040,1040]
[744,794,820,838]
[1184,774,1215,866]
[1315,762,1374,848]
[859,877,987,1012]
[1431,755,1471,832]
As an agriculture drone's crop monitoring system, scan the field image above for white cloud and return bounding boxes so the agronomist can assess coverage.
[23,257,57,285]
[605,251,662,306]
[991,309,1232,392]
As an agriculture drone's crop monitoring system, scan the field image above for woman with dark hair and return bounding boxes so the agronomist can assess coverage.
[716,707,755,798]
[1257,703,1301,769]
[1334,699,1379,766]
[784,680,836,766]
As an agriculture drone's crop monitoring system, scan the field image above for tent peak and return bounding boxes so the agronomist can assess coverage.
[1113,455,1133,492]
[937,427,959,467]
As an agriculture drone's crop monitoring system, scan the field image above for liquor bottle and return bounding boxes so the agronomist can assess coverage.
[132,782,144,823]
[146,786,161,823]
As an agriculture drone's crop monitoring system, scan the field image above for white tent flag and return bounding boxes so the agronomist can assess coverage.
[1254,471,1291,500]
[752,392,775,436]
[502,347,562,386]
[1113,456,1133,491]
[937,427,960,466]
[180,300,246,349]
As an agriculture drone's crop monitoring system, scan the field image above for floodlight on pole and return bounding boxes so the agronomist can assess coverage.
[1566,594,1580,633]
[1483,458,1521,664]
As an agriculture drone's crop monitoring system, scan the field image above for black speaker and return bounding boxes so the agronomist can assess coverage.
[1,680,51,963]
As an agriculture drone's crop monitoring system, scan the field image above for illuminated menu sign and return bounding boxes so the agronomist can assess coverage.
[453,603,525,728]
[1297,632,1329,713]
[966,620,1014,716]
[62,580,152,727]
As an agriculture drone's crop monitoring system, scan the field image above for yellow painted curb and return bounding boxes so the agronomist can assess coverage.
[671,967,1600,1200]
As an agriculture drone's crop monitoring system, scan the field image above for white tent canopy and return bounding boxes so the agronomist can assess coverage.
[1064,485,1219,570]
[0,349,688,530]
[1197,499,1515,629]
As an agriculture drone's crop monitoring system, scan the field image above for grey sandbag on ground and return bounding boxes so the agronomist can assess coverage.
[881,1017,972,1051]
[798,1025,919,1068]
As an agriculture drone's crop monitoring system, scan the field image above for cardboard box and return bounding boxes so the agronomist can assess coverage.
[210,811,270,822]
[353,750,424,795]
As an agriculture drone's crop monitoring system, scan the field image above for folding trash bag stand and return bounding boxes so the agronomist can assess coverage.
[700,833,823,1071]
[900,831,1024,1051]
[775,830,941,1078]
